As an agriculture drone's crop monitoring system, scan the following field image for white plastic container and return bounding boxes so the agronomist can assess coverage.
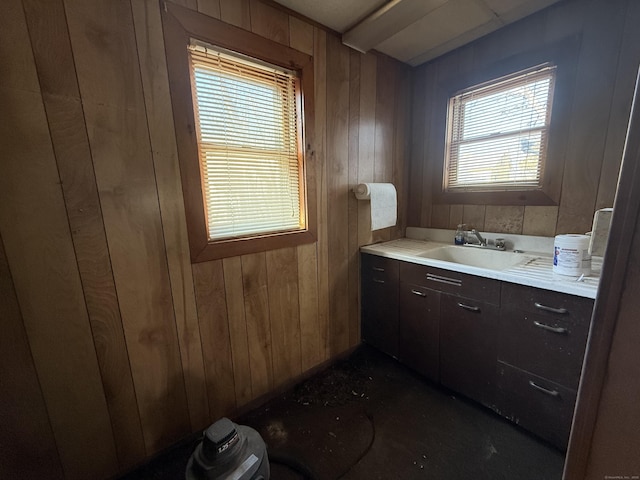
[553,234,591,276]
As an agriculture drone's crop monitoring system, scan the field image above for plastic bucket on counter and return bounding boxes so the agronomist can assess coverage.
[553,234,591,276]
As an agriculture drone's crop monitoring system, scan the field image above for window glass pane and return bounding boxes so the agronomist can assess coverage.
[460,78,551,141]
[189,42,304,241]
[456,131,543,186]
[445,65,555,192]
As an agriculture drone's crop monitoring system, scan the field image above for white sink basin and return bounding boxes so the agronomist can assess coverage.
[416,245,537,271]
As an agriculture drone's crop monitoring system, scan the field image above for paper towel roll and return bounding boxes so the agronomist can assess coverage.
[354,183,397,231]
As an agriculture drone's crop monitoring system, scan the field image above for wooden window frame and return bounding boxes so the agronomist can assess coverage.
[162,2,316,262]
[443,64,556,193]
[432,37,580,206]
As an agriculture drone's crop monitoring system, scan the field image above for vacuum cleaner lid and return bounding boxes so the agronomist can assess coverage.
[186,418,269,480]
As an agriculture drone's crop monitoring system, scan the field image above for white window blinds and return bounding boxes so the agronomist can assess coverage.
[188,40,304,241]
[444,65,556,192]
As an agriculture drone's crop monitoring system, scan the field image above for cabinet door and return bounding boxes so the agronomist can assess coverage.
[361,254,399,357]
[497,361,577,450]
[399,283,440,382]
[440,294,498,407]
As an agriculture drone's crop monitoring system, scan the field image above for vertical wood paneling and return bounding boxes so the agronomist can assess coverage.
[314,27,330,362]
[193,261,236,419]
[266,247,302,386]
[326,34,351,356]
[288,11,322,371]
[408,67,428,227]
[250,0,289,45]
[297,243,322,371]
[223,257,253,404]
[289,15,313,55]
[357,53,377,247]
[348,50,361,347]
[219,0,251,29]
[1,0,413,477]
[0,4,118,477]
[373,55,396,243]
[197,0,221,18]
[21,0,145,468]
[449,205,464,229]
[431,205,451,229]
[596,0,640,211]
[64,0,190,453]
[557,0,627,234]
[0,71,118,480]
[242,253,273,398]
[131,0,210,433]
[0,235,64,479]
[392,65,411,241]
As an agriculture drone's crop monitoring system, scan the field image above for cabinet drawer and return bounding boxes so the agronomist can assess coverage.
[400,262,500,305]
[496,361,577,449]
[502,282,594,319]
[361,254,399,284]
[499,305,589,389]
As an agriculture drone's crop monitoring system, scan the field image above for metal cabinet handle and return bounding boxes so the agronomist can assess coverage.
[372,278,385,284]
[372,267,385,272]
[529,380,560,397]
[457,302,480,312]
[426,273,462,287]
[533,321,568,334]
[411,289,427,297]
[534,302,568,314]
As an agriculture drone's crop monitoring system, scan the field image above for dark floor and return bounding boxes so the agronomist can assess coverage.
[120,345,564,480]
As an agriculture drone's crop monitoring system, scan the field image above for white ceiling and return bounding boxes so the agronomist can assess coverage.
[274,0,563,66]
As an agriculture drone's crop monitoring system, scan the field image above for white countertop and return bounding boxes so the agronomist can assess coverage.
[360,231,601,299]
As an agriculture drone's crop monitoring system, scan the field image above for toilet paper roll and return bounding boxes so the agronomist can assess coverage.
[354,183,397,231]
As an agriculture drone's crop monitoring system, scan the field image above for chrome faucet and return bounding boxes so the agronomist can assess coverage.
[470,229,486,246]
[462,229,506,251]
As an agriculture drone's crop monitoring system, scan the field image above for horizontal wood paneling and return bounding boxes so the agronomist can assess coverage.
[409,0,640,237]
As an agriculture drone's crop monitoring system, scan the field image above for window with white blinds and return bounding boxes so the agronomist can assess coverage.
[444,64,556,192]
[188,40,305,241]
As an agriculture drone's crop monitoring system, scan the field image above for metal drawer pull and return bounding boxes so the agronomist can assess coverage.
[457,302,480,312]
[534,302,568,314]
[533,321,568,334]
[411,289,427,297]
[529,380,560,397]
[426,273,462,287]
[372,278,385,284]
[372,267,385,272]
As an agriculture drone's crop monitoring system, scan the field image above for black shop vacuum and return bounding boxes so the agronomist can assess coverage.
[186,418,270,480]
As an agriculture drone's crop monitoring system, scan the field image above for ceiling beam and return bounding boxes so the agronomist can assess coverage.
[342,0,448,53]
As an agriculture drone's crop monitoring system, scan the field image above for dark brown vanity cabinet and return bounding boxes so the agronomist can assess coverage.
[398,283,440,382]
[360,252,594,449]
[496,283,593,449]
[360,254,399,358]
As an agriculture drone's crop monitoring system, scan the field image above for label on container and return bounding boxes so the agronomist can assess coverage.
[554,245,591,275]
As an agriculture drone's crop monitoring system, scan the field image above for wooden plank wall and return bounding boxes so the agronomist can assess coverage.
[0,0,410,478]
[408,0,640,237]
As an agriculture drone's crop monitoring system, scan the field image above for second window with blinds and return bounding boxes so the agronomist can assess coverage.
[444,64,556,194]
